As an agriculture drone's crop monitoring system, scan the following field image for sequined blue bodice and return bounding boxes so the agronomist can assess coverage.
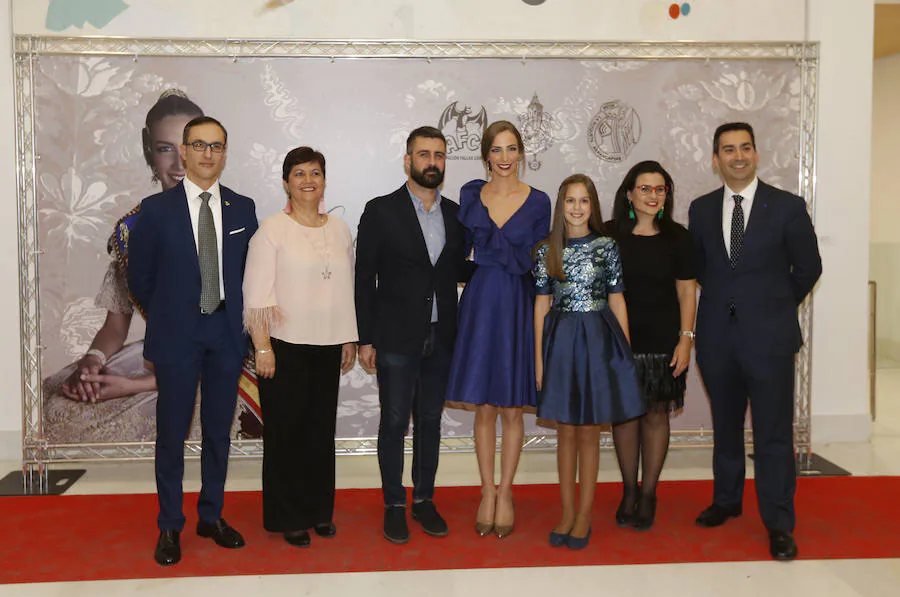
[533,234,624,312]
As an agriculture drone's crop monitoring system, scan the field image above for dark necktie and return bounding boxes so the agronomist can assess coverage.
[730,194,744,269]
[198,191,221,313]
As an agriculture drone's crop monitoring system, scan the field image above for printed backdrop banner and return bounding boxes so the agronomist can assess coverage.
[34,55,801,445]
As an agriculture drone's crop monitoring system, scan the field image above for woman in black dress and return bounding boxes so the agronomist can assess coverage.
[607,161,697,530]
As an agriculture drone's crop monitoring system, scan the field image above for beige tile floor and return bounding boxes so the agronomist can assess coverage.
[2,368,899,596]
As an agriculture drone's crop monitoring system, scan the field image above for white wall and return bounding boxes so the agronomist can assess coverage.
[807,0,874,442]
[0,0,875,458]
[13,0,805,41]
[870,52,900,366]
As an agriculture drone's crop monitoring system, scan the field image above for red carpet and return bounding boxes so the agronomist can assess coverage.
[2,477,899,584]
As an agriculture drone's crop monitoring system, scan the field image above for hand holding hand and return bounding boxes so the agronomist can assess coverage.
[76,373,144,402]
[61,354,104,402]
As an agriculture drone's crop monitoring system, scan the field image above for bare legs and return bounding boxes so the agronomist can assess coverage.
[473,404,524,535]
[555,423,601,539]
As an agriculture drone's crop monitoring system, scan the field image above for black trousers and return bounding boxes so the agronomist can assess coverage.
[697,319,797,533]
[259,339,341,532]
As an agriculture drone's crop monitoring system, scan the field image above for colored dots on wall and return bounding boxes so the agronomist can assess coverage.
[669,3,691,19]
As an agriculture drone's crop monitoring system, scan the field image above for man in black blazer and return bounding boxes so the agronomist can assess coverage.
[688,122,822,561]
[356,126,469,544]
[129,116,258,566]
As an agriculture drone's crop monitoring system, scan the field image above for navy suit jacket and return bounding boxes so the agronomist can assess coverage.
[688,180,822,357]
[355,184,472,355]
[127,181,258,365]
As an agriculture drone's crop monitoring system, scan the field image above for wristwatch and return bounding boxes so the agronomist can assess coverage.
[679,330,696,341]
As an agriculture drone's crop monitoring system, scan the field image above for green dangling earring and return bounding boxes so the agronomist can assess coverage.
[657,207,664,220]
[627,200,635,220]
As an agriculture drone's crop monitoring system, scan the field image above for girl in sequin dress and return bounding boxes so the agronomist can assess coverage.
[533,174,645,549]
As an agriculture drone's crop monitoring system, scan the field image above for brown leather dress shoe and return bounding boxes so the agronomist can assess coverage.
[196,518,246,548]
[154,530,181,566]
[769,530,799,561]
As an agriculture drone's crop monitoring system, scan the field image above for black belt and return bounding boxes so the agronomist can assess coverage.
[201,300,226,315]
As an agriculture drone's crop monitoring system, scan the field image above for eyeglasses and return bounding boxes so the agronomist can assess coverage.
[634,185,669,196]
[188,140,226,153]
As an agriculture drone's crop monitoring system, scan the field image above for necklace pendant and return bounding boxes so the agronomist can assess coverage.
[322,267,332,280]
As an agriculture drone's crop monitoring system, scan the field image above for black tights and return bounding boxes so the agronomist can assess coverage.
[612,406,672,503]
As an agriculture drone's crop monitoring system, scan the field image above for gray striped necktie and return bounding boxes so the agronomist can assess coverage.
[198,191,221,313]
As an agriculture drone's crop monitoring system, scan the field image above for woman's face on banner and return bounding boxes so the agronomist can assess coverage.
[148,114,193,190]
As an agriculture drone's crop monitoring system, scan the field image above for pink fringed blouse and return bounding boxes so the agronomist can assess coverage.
[243,212,358,345]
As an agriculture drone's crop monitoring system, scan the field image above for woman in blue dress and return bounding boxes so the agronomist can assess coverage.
[533,174,645,549]
[445,121,551,539]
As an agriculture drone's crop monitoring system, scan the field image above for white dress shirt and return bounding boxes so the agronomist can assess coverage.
[183,177,226,300]
[722,176,758,259]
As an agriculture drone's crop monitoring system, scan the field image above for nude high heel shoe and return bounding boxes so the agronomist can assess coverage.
[494,498,515,539]
[475,493,496,537]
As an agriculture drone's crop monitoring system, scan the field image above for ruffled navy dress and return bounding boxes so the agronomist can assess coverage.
[445,179,551,408]
[534,234,645,425]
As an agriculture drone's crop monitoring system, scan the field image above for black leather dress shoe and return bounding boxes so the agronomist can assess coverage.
[313,522,337,538]
[383,506,410,544]
[154,530,181,566]
[284,530,311,547]
[411,500,449,537]
[197,518,246,548]
[695,503,742,528]
[769,530,799,561]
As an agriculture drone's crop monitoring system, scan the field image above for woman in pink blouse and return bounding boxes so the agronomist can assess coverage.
[243,147,358,548]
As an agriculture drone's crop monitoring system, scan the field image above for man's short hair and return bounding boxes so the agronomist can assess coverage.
[183,116,228,146]
[713,122,755,154]
[406,126,446,154]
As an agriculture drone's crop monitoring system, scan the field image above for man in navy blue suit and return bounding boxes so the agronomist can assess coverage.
[128,116,258,566]
[689,122,821,561]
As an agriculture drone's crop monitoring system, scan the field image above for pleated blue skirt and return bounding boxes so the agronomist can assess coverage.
[538,308,645,425]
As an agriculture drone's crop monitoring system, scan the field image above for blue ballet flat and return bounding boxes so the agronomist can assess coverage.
[566,528,592,550]
[548,529,571,547]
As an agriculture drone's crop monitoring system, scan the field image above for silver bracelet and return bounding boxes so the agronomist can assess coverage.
[256,348,272,354]
[678,330,696,341]
[84,348,108,367]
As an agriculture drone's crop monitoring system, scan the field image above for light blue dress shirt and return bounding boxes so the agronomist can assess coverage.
[408,185,446,323]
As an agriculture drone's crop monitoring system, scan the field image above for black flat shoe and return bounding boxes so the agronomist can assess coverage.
[154,529,181,566]
[383,506,410,544]
[284,530,311,547]
[411,500,449,537]
[196,518,246,548]
[695,503,742,528]
[769,530,798,561]
[313,522,337,538]
[615,486,640,528]
[632,495,657,531]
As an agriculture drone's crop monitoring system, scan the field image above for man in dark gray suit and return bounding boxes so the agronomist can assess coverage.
[688,122,822,561]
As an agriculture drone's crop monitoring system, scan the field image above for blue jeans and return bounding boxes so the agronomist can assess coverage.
[376,326,450,506]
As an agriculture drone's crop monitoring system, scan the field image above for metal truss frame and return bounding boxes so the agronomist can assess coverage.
[13,37,818,479]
